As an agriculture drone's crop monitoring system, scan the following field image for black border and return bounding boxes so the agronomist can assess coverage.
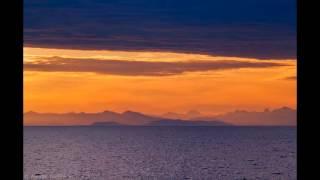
[15,0,23,178]
[297,0,314,179]
[297,0,301,178]
[3,0,23,179]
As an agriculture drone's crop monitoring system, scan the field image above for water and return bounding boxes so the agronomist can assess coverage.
[24,127,296,180]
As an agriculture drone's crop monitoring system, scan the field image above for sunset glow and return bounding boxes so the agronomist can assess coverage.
[24,47,296,119]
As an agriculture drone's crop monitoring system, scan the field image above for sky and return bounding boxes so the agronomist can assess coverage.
[24,0,296,117]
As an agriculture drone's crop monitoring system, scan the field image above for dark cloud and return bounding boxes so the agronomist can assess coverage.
[24,0,296,59]
[24,57,287,76]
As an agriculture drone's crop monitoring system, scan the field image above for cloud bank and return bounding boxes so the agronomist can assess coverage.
[24,0,296,59]
[24,57,286,76]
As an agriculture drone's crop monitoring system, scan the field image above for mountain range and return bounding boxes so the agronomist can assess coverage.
[192,107,296,126]
[24,107,296,126]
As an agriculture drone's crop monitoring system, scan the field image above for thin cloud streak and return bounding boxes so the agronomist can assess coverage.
[24,56,287,76]
[283,76,297,80]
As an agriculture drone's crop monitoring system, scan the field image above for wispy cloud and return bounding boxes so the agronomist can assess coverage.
[24,56,287,76]
[283,76,297,80]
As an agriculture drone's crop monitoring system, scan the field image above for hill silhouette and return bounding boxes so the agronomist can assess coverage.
[24,107,296,126]
[24,110,226,126]
[191,107,296,126]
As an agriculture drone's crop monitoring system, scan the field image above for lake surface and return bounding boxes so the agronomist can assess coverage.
[24,127,296,179]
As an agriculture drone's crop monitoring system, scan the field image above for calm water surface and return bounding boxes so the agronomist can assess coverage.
[24,127,296,180]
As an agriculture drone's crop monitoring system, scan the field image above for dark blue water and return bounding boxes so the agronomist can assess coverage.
[24,127,296,179]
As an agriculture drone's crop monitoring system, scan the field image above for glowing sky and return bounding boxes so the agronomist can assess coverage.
[24,0,296,119]
[24,47,296,115]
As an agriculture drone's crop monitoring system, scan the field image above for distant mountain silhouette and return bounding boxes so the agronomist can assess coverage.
[91,121,123,126]
[24,107,296,126]
[91,119,229,126]
[24,110,168,126]
[162,110,202,120]
[191,107,296,126]
[148,119,231,126]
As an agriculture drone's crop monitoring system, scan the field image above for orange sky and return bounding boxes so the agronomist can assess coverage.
[24,47,296,116]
